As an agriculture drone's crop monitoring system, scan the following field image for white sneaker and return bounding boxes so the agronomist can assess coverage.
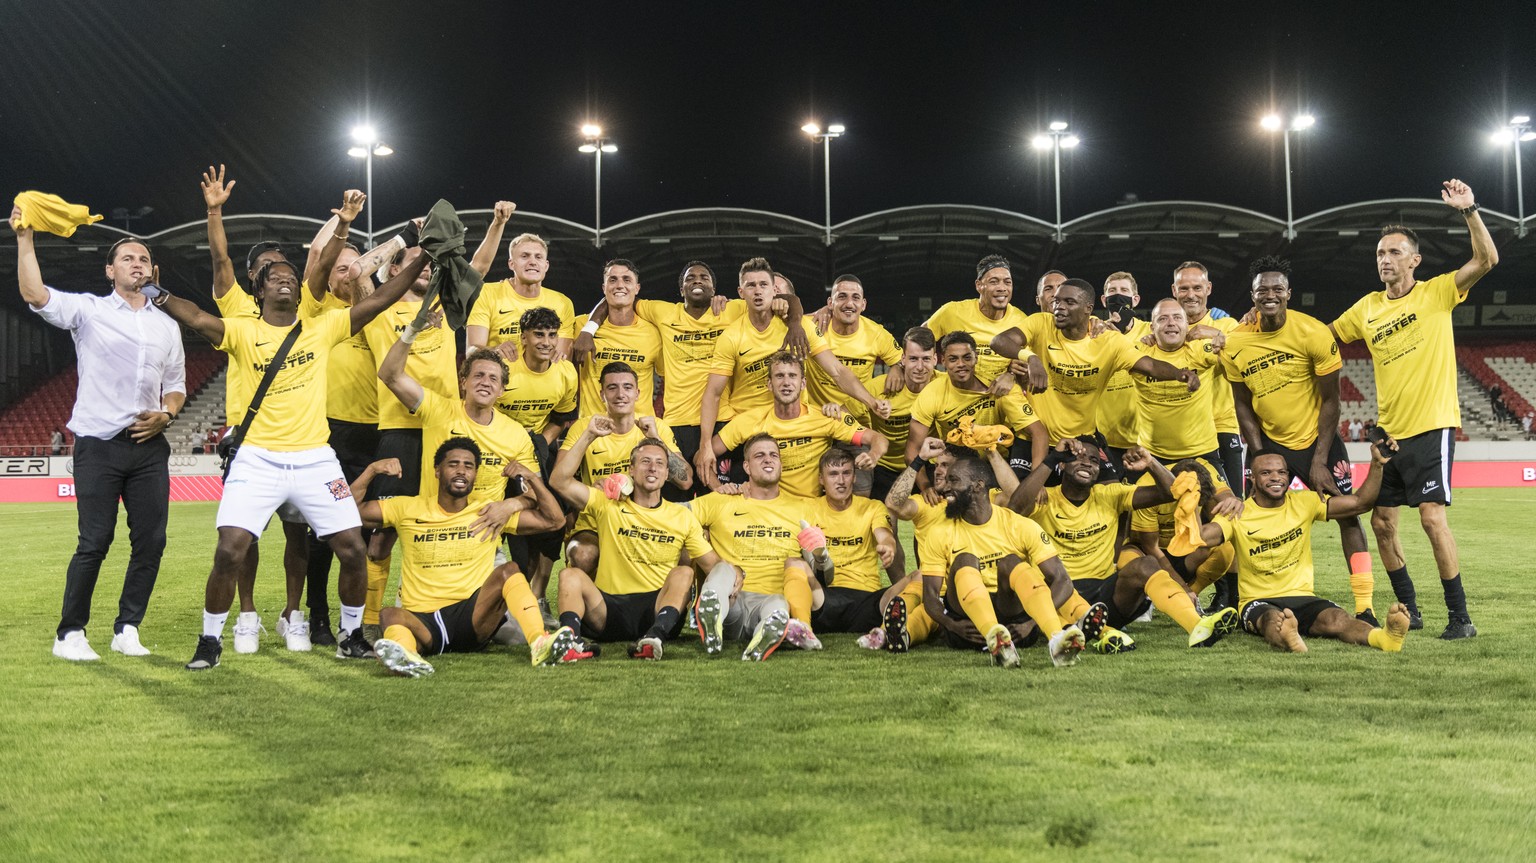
[233,611,265,654]
[53,630,100,661]
[276,610,312,652]
[110,625,152,656]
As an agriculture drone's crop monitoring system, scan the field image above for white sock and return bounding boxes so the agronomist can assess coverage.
[203,610,228,639]
[340,604,363,634]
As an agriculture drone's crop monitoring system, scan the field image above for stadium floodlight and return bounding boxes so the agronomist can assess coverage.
[580,123,616,247]
[1261,112,1315,240]
[346,124,392,247]
[803,120,846,245]
[1031,122,1079,242]
[1493,115,1533,236]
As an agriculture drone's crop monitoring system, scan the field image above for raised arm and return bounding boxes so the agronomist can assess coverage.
[9,208,47,308]
[569,300,608,369]
[812,352,889,419]
[469,201,516,278]
[305,191,365,302]
[779,293,809,358]
[637,415,693,489]
[1441,180,1498,291]
[1008,444,1062,515]
[983,445,1019,501]
[1326,439,1392,519]
[199,164,237,298]
[696,373,729,462]
[154,291,224,346]
[500,463,566,534]
[376,330,425,412]
[350,458,402,525]
[886,436,944,520]
[349,249,427,335]
[549,420,602,510]
[1125,447,1176,508]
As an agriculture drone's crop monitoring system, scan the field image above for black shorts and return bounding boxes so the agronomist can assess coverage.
[530,433,556,479]
[939,592,1039,650]
[328,419,380,482]
[367,428,423,500]
[870,464,904,503]
[590,589,678,642]
[505,531,563,574]
[1378,428,1455,507]
[811,585,885,633]
[1217,432,1245,496]
[410,590,490,655]
[1240,595,1340,636]
[1267,434,1353,494]
[1074,574,1150,629]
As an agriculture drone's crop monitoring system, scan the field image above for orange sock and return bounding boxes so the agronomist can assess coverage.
[1007,562,1063,638]
[381,624,417,653]
[783,564,815,625]
[952,566,999,632]
[1146,570,1202,632]
[501,571,545,639]
[1349,552,1375,615]
[364,557,390,625]
[1190,542,1234,594]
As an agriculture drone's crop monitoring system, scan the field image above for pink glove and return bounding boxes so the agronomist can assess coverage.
[601,474,634,500]
[796,521,826,553]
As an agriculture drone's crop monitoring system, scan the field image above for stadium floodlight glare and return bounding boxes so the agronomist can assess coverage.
[1031,122,1079,242]
[803,121,846,245]
[1261,112,1314,240]
[346,124,392,247]
[1494,115,1533,236]
[580,123,616,247]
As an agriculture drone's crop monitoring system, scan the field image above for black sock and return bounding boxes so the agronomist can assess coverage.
[1441,574,1469,621]
[646,606,681,640]
[1386,566,1417,610]
[559,611,583,638]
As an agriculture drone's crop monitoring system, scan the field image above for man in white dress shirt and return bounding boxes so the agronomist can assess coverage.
[11,208,186,661]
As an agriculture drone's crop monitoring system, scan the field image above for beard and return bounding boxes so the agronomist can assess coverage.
[944,491,971,519]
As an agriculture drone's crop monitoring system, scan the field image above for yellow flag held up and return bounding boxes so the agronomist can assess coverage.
[13,191,104,238]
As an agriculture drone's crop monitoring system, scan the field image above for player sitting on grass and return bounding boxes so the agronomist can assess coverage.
[353,439,584,676]
[1193,443,1411,653]
[1011,439,1239,650]
[918,456,1088,668]
[549,423,724,660]
[1129,458,1243,608]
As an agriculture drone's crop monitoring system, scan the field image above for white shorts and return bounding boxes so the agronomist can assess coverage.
[217,444,361,539]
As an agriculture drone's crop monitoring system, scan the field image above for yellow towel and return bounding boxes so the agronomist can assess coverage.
[945,415,1015,450]
[1167,470,1206,557]
[13,191,103,238]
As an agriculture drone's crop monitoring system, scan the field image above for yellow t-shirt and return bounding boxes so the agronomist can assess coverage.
[572,313,664,417]
[467,280,577,347]
[916,505,1057,590]
[1096,318,1153,448]
[413,389,538,507]
[692,491,811,594]
[635,298,747,425]
[909,375,1038,441]
[1219,310,1341,450]
[314,293,378,425]
[560,415,681,484]
[362,299,460,431]
[1027,484,1136,581]
[1132,340,1221,459]
[865,372,940,471]
[708,315,829,416]
[378,495,521,612]
[1022,314,1143,442]
[805,317,903,415]
[923,299,1033,383]
[1214,491,1330,606]
[495,358,577,434]
[805,495,892,593]
[1331,272,1465,438]
[215,281,329,425]
[1129,457,1229,549]
[1191,312,1239,435]
[218,308,352,451]
[717,404,867,498]
[581,492,713,595]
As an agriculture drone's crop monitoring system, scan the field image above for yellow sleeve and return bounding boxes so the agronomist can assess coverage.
[1212,515,1236,544]
[691,492,720,530]
[998,390,1038,428]
[1219,351,1242,384]
[921,305,950,337]
[825,411,865,444]
[722,299,748,323]
[500,510,523,536]
[298,282,326,319]
[319,308,352,346]
[1311,494,1332,522]
[1020,313,1051,356]
[717,415,750,450]
[803,317,831,356]
[1331,300,1364,344]
[466,284,495,329]
[377,497,406,528]
[633,299,668,326]
[870,321,903,366]
[559,415,590,453]
[1310,325,1342,377]
[1018,517,1058,566]
[1110,332,1143,375]
[217,316,251,356]
[412,388,444,423]
[708,326,740,375]
[1129,503,1160,534]
[1110,483,1138,514]
[910,380,941,428]
[1427,271,1468,307]
[654,419,681,451]
[916,524,947,576]
[215,286,257,319]
[556,294,579,340]
[683,512,713,558]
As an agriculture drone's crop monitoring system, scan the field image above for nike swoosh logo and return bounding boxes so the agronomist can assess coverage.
[1246,528,1263,536]
[1047,345,1062,350]
[733,511,749,517]
[499,308,515,315]
[738,349,752,356]
[256,341,271,347]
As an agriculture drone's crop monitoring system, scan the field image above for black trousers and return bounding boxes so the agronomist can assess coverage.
[60,432,170,637]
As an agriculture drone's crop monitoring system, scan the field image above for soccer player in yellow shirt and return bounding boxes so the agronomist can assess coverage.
[569,259,665,417]
[918,456,1087,668]
[1329,180,1498,640]
[702,351,887,497]
[923,255,1034,393]
[156,188,429,670]
[354,438,583,676]
[1194,446,1411,654]
[1012,439,1239,649]
[1170,261,1245,492]
[1096,272,1153,466]
[805,274,906,416]
[1129,457,1244,603]
[549,424,724,660]
[865,326,941,501]
[692,434,824,660]
[1132,298,1225,472]
[466,214,577,361]
[1221,256,1376,623]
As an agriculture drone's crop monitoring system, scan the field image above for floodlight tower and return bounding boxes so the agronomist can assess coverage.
[803,121,846,246]
[579,123,618,247]
[1491,115,1534,237]
[1261,112,1315,241]
[1031,121,1079,243]
[347,125,394,247]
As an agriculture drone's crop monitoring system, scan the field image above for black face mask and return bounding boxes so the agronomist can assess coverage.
[1103,294,1135,332]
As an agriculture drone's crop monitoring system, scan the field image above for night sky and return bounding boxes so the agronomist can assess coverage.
[2,1,1534,233]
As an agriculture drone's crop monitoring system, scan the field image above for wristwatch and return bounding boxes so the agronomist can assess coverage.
[161,404,178,427]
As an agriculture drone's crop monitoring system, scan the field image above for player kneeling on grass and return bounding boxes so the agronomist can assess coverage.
[549,421,723,660]
[1012,439,1239,650]
[918,456,1089,668]
[691,433,823,661]
[353,439,585,676]
[1193,442,1411,653]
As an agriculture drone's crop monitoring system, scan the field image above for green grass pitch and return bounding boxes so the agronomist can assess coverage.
[2,489,1534,861]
